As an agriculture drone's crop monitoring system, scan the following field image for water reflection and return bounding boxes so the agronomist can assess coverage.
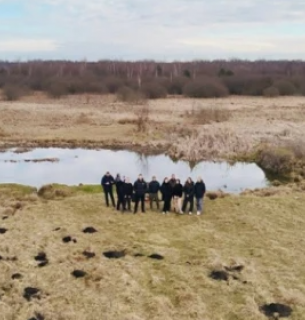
[0,148,269,193]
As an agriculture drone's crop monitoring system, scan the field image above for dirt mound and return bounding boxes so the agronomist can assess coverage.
[62,236,77,243]
[71,270,87,278]
[103,250,126,259]
[260,303,292,318]
[82,227,98,234]
[83,251,95,259]
[34,252,47,261]
[209,270,229,281]
[28,312,45,320]
[23,287,41,301]
[0,228,8,234]
[12,273,22,280]
[148,254,164,260]
[224,265,244,272]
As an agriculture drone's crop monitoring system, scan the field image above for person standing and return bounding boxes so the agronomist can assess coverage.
[194,177,206,215]
[133,174,147,214]
[173,178,183,214]
[161,177,172,214]
[182,177,195,215]
[115,174,125,211]
[123,177,133,212]
[101,171,115,207]
[148,176,160,210]
[169,174,176,210]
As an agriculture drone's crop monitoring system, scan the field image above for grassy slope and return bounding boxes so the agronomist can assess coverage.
[1,185,305,320]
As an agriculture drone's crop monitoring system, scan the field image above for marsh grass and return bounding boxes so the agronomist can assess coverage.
[188,105,231,125]
[1,184,305,319]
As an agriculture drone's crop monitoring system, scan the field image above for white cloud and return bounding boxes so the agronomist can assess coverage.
[0,39,59,52]
[1,0,305,59]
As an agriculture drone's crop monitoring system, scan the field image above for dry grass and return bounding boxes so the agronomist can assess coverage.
[0,94,305,161]
[0,184,305,319]
[187,104,231,125]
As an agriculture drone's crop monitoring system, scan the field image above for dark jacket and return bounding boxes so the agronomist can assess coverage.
[149,180,160,194]
[123,183,133,197]
[161,182,172,200]
[173,183,183,197]
[134,179,147,196]
[115,180,124,196]
[183,182,194,198]
[194,181,206,198]
[101,174,115,190]
[169,178,176,190]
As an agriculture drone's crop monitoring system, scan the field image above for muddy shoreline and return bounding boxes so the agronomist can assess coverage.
[0,139,171,156]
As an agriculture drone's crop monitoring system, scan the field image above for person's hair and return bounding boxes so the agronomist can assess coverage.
[176,179,180,184]
[152,176,156,180]
[185,177,192,185]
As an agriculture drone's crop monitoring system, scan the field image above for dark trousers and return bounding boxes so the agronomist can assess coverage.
[124,196,132,211]
[134,194,145,213]
[116,194,124,211]
[163,198,171,212]
[182,196,194,213]
[104,189,115,207]
[149,193,159,209]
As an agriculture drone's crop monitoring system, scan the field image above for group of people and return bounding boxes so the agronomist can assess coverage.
[101,172,206,215]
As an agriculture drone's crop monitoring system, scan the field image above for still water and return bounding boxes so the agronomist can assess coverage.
[0,148,269,192]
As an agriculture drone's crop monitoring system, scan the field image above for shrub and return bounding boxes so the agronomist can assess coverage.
[134,103,150,132]
[273,80,296,96]
[117,86,145,103]
[256,146,295,175]
[105,77,124,94]
[263,86,280,97]
[37,184,71,199]
[168,77,189,95]
[2,84,28,101]
[284,139,305,160]
[141,82,167,99]
[242,76,273,96]
[183,78,229,98]
[46,81,68,98]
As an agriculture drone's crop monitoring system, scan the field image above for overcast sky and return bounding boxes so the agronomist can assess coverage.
[0,0,304,61]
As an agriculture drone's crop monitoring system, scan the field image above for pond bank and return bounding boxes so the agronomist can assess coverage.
[0,148,269,192]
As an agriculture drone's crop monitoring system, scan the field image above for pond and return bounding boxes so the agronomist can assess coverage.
[0,148,269,193]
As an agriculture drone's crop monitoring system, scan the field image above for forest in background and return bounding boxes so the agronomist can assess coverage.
[1,59,305,100]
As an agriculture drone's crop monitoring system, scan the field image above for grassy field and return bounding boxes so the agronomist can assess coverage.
[1,184,305,319]
[1,93,305,161]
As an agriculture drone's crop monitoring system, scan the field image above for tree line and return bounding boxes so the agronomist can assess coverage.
[0,59,305,100]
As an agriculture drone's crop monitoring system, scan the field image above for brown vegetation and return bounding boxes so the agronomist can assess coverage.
[1,95,305,164]
[188,105,231,125]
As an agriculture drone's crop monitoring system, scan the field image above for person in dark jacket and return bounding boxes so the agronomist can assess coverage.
[161,177,172,214]
[115,174,125,211]
[173,178,183,214]
[169,174,176,210]
[101,171,115,207]
[148,176,160,210]
[182,177,194,215]
[133,174,147,213]
[194,177,206,215]
[123,177,133,212]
